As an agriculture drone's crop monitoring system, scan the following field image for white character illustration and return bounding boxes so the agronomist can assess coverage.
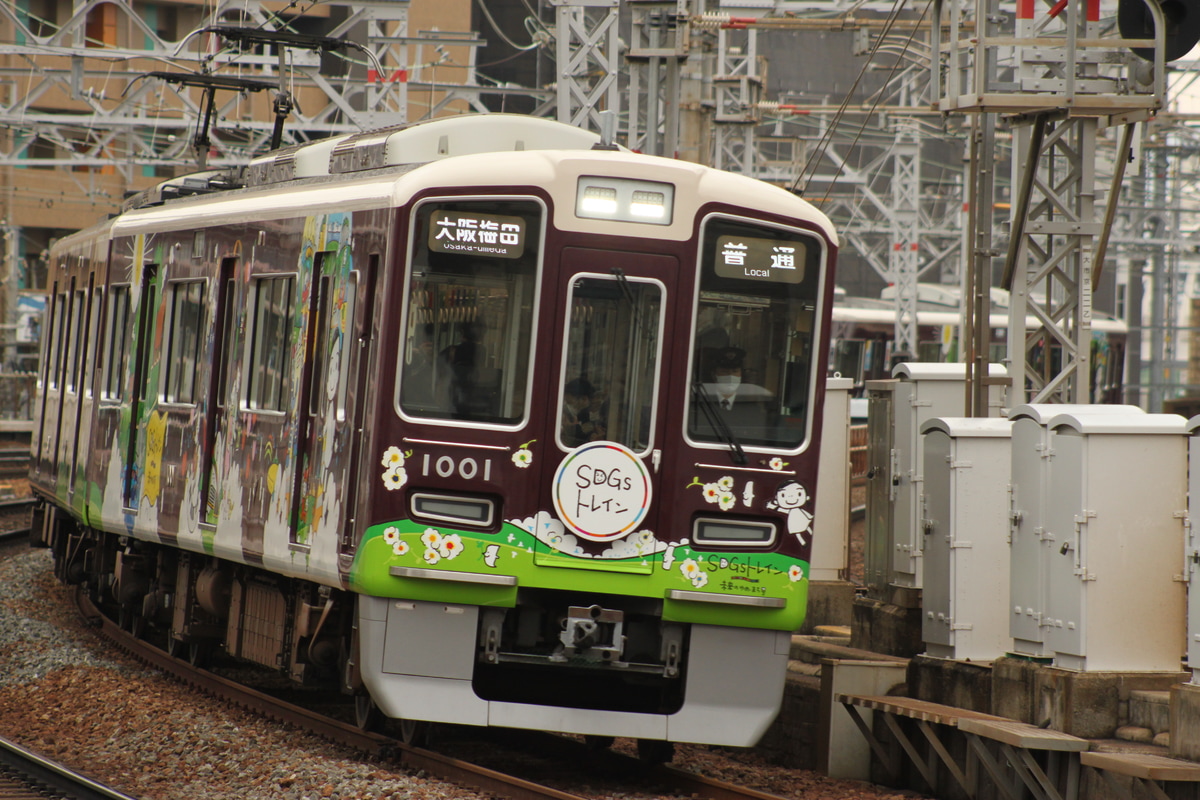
[767,480,812,545]
[483,544,500,568]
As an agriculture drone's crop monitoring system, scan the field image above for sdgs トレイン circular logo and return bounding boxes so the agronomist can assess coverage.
[552,441,652,542]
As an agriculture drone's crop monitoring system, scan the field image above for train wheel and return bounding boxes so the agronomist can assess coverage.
[117,605,145,639]
[354,693,383,732]
[398,718,430,747]
[636,739,674,764]
[188,641,213,669]
[166,634,186,660]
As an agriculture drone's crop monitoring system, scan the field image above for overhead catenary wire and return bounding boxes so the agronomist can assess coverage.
[791,0,918,196]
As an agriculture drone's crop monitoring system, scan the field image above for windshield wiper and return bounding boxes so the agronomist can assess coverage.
[691,381,748,465]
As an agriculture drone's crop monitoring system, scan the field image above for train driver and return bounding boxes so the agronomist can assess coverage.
[695,346,771,438]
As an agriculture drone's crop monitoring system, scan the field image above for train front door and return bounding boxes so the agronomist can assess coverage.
[534,249,675,570]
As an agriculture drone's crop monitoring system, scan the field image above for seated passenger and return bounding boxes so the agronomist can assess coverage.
[562,378,603,447]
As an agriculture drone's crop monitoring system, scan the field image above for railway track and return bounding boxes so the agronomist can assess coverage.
[0,448,30,477]
[76,590,794,800]
[0,498,35,545]
[0,733,141,800]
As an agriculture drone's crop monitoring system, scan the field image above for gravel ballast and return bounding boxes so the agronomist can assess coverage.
[0,546,925,800]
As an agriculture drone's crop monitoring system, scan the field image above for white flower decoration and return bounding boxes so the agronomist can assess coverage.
[437,533,463,560]
[679,558,701,580]
[423,549,441,565]
[512,449,533,468]
[702,484,722,503]
[383,466,407,491]
[383,526,400,545]
[393,541,410,556]
[718,493,736,511]
[420,528,442,550]
[717,476,735,491]
[382,446,406,469]
[692,571,709,589]
[788,564,804,582]
[769,457,785,471]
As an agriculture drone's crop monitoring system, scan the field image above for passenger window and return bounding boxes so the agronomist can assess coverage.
[162,280,207,405]
[66,288,85,394]
[688,217,823,450]
[102,285,130,401]
[559,276,662,453]
[48,291,67,391]
[399,200,541,425]
[245,275,295,412]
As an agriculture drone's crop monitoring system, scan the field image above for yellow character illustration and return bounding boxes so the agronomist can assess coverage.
[143,410,167,506]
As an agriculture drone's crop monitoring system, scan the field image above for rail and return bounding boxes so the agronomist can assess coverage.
[76,589,796,800]
[0,734,141,800]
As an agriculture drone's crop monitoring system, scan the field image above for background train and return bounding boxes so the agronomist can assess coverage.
[29,114,838,758]
[829,285,1127,404]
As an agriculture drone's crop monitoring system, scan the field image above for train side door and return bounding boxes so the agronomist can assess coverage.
[535,249,674,566]
[123,263,159,509]
[289,249,361,548]
[199,256,237,526]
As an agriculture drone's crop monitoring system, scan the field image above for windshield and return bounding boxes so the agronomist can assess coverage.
[687,216,823,450]
[399,199,542,424]
[559,275,663,453]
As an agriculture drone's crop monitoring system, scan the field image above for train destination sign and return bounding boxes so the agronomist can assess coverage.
[714,235,806,284]
[553,441,652,542]
[430,211,525,259]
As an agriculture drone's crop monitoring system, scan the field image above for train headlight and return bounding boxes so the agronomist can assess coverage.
[576,177,674,225]
[692,518,777,547]
[630,190,667,220]
[579,185,618,215]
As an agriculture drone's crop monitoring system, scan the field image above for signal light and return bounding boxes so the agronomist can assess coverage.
[1118,0,1200,62]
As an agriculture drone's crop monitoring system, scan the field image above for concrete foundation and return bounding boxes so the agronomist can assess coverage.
[799,579,856,634]
[849,596,923,658]
[907,654,994,715]
[1172,683,1200,761]
[964,657,1190,738]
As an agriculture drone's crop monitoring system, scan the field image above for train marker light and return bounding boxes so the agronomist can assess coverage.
[576,177,674,225]
[630,190,667,219]
[580,185,618,215]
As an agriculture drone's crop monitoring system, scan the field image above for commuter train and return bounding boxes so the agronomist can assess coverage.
[829,297,1128,404]
[30,114,837,757]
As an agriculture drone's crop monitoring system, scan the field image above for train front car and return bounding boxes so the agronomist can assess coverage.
[352,144,837,751]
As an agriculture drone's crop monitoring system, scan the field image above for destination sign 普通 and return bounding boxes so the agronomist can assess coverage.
[429,211,525,259]
[714,235,807,283]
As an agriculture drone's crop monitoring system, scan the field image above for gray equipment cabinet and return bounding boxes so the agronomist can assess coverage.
[1006,404,1144,658]
[920,417,1013,661]
[864,364,1007,602]
[1186,416,1200,683]
[1042,412,1187,672]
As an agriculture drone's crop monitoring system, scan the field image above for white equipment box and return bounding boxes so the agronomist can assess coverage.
[920,417,1013,661]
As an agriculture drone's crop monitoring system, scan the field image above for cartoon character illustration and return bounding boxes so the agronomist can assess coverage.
[767,479,812,545]
[143,409,168,507]
[484,544,500,567]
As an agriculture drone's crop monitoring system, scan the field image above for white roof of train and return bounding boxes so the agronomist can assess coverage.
[105,115,835,243]
[831,304,1128,334]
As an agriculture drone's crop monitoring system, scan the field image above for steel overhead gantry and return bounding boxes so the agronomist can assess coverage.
[550,0,621,130]
[0,0,528,172]
[932,0,1166,410]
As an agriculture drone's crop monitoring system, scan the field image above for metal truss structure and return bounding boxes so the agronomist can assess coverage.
[8,0,1200,409]
[932,0,1163,406]
[550,0,620,129]
[0,0,546,175]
